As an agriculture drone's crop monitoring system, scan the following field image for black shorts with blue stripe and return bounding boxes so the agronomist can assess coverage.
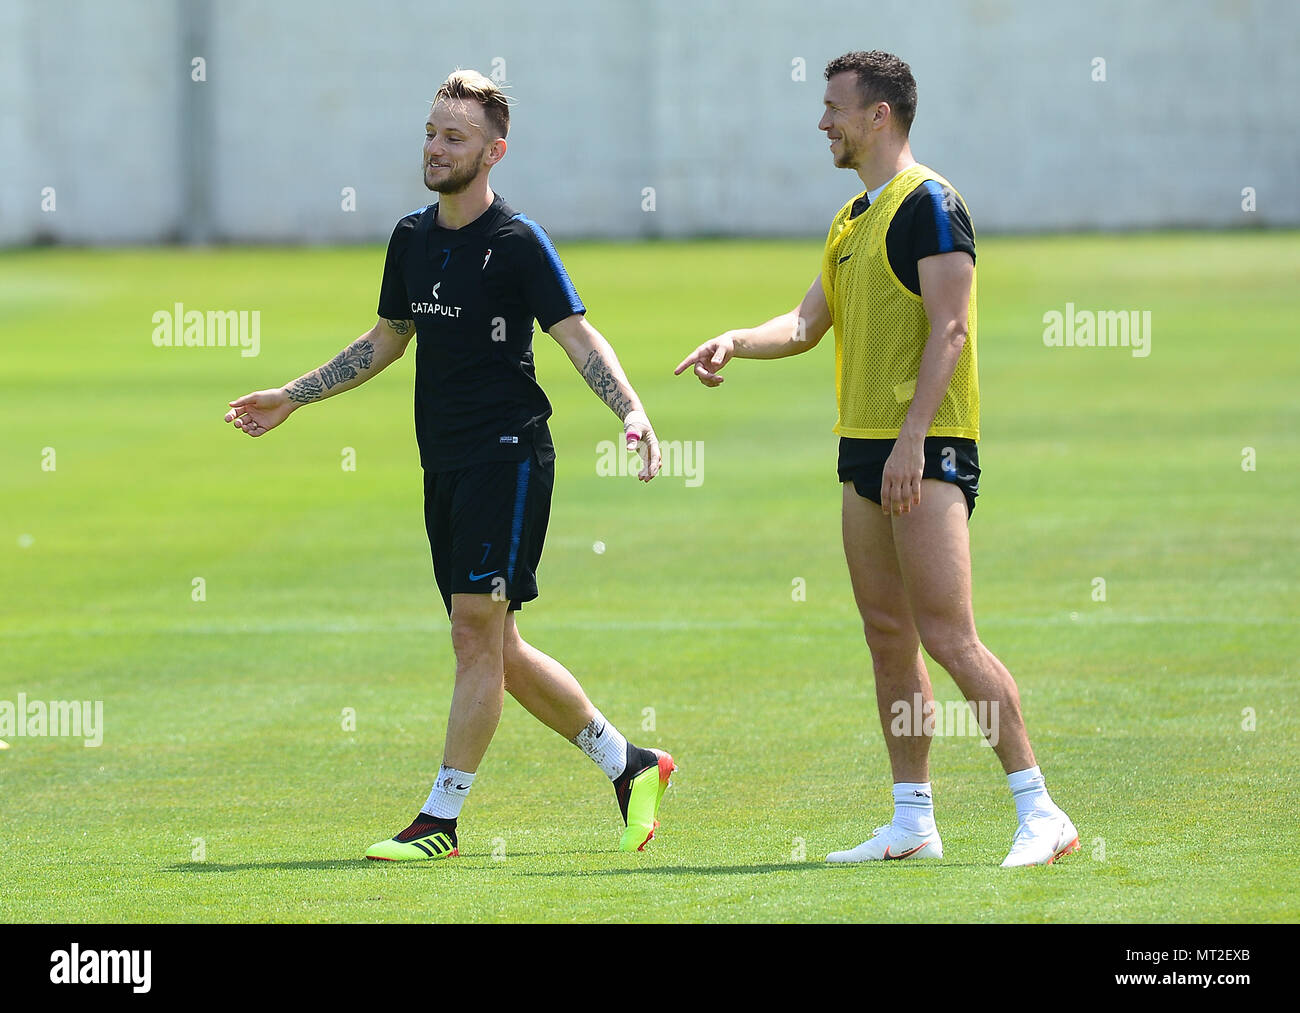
[838,436,980,517]
[423,448,554,616]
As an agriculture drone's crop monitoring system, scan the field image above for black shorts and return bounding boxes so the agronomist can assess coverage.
[838,436,980,516]
[423,449,554,616]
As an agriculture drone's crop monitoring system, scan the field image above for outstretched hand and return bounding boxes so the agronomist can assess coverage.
[674,333,735,387]
[225,388,295,438]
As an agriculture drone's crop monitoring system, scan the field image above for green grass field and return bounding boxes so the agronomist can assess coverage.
[2,232,1297,922]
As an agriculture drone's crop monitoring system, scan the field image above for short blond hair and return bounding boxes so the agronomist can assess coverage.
[434,69,512,138]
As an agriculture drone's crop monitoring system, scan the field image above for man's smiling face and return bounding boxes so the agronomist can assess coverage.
[818,71,875,170]
[423,98,494,194]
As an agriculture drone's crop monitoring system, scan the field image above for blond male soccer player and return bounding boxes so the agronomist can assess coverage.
[676,51,1076,866]
[225,71,674,860]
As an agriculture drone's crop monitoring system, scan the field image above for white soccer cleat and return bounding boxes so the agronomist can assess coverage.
[826,823,943,863]
[1001,811,1079,867]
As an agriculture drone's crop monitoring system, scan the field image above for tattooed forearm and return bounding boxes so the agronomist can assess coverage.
[318,339,376,390]
[284,374,324,403]
[581,349,633,420]
[283,338,378,404]
[386,319,413,336]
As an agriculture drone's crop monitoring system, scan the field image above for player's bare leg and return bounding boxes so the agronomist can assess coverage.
[841,482,934,783]
[828,482,944,862]
[889,481,1033,773]
[891,479,1077,866]
[366,592,507,861]
[442,593,511,770]
[501,613,675,851]
[501,613,594,737]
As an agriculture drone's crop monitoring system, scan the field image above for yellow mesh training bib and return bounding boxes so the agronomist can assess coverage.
[821,164,979,440]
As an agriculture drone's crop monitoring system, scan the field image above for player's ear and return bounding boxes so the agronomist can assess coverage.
[486,136,507,167]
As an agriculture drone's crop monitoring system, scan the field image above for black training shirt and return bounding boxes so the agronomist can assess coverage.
[377,194,585,471]
[849,181,976,296]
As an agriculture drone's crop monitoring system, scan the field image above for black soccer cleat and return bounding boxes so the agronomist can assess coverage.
[366,813,459,861]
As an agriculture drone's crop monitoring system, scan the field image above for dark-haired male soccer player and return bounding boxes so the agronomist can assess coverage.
[676,51,1076,866]
[225,70,674,861]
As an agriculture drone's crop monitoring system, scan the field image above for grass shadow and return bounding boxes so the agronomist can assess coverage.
[163,849,596,873]
[518,860,986,876]
[164,857,989,875]
[166,860,379,873]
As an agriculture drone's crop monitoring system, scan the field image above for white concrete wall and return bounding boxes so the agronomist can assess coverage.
[3,0,1296,244]
[1,0,185,243]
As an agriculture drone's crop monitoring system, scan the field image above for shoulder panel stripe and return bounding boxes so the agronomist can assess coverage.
[920,180,954,254]
[511,212,583,313]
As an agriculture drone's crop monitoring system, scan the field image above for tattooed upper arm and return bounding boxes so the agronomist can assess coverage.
[385,319,414,337]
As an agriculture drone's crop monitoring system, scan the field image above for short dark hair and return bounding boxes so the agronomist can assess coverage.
[824,51,917,134]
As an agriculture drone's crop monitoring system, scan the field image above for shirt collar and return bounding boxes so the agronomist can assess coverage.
[866,169,904,205]
[850,169,905,219]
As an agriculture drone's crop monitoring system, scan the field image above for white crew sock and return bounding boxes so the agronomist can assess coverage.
[420,765,476,820]
[1007,765,1059,822]
[569,708,629,780]
[893,781,936,835]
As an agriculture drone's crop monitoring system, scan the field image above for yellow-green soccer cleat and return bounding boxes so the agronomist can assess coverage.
[366,815,459,862]
[614,747,676,852]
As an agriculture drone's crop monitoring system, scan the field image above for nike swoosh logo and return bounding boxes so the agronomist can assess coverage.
[838,254,852,263]
[454,784,471,791]
[882,841,930,860]
[467,569,500,582]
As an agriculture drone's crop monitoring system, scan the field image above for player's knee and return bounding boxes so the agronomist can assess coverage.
[449,626,492,666]
[916,622,978,671]
[449,604,503,663]
[861,611,918,663]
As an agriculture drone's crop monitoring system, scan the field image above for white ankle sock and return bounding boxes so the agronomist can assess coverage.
[1007,765,1058,821]
[420,765,475,820]
[893,781,936,835]
[569,708,628,780]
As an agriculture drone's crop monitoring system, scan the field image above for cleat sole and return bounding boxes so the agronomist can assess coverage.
[366,849,459,862]
[1046,836,1079,865]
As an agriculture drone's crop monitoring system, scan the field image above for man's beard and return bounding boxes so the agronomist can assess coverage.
[832,137,858,169]
[424,153,484,194]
